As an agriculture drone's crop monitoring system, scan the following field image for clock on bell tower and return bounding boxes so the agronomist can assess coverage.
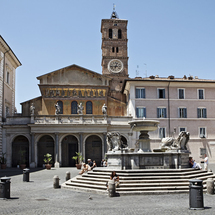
[101,9,129,96]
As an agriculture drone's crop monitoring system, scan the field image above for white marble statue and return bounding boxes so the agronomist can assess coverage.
[77,103,84,115]
[102,103,107,115]
[30,103,35,116]
[55,102,61,115]
[107,132,124,151]
[160,131,190,151]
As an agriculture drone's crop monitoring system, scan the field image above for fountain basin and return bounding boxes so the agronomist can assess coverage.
[128,119,160,132]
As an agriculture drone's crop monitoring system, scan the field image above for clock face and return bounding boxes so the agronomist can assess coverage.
[108,59,123,73]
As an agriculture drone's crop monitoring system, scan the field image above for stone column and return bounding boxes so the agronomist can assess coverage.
[103,133,107,154]
[54,133,60,168]
[79,133,83,154]
[30,133,36,168]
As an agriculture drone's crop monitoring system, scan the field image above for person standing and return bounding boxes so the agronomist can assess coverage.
[204,154,209,171]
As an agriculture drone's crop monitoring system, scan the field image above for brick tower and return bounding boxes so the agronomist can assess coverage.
[101,9,128,101]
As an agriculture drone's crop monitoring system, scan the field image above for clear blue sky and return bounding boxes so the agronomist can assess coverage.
[1,0,215,112]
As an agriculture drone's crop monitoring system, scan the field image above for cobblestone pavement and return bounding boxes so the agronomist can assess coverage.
[0,164,215,215]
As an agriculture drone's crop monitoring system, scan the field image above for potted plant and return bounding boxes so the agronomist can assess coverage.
[19,149,26,169]
[72,152,83,169]
[44,153,52,170]
[0,152,7,169]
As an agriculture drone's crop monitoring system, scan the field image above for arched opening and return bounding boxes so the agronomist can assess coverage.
[71,101,77,114]
[118,29,122,39]
[61,135,78,167]
[86,101,93,114]
[121,136,128,148]
[38,135,54,167]
[85,135,102,165]
[57,101,63,114]
[109,29,112,39]
[12,136,29,167]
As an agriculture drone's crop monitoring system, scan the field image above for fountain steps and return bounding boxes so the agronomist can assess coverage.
[61,168,215,195]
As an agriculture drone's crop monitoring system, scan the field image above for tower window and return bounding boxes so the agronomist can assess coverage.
[116,47,119,53]
[112,47,115,52]
[109,29,112,39]
[6,72,10,84]
[118,29,122,39]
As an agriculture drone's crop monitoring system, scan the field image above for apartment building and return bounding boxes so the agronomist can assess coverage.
[123,75,215,162]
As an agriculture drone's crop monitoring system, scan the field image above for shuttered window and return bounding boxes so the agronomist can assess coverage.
[198,89,204,99]
[178,108,187,118]
[179,89,184,99]
[135,88,145,98]
[136,107,146,118]
[197,108,207,118]
[157,108,167,118]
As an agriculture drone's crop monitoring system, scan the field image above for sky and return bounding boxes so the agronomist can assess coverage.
[1,0,215,112]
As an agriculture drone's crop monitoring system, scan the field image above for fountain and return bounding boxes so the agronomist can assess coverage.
[106,119,190,169]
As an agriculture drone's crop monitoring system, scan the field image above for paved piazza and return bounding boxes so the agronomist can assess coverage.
[1,164,215,215]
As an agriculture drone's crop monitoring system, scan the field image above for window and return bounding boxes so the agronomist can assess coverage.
[86,101,92,114]
[118,29,122,39]
[136,107,146,118]
[57,101,63,114]
[198,89,204,99]
[157,108,167,118]
[159,128,166,139]
[179,127,186,132]
[71,101,77,114]
[109,29,112,39]
[6,72,10,84]
[116,47,119,53]
[135,88,145,99]
[178,108,187,118]
[197,108,207,118]
[5,106,9,117]
[112,47,115,52]
[178,89,184,99]
[199,127,206,138]
[158,89,165,98]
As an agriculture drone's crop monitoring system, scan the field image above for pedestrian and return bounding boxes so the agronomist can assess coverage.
[87,159,93,167]
[204,154,208,171]
[100,159,104,167]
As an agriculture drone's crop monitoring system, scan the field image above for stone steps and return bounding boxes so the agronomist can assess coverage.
[61,168,215,195]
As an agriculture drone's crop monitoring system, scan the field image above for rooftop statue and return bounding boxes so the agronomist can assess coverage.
[55,102,61,115]
[102,103,107,115]
[77,103,83,115]
[30,103,35,116]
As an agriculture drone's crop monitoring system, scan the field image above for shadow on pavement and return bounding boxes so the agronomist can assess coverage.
[0,168,43,177]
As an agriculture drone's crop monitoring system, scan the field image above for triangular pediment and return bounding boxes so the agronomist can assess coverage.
[37,64,111,86]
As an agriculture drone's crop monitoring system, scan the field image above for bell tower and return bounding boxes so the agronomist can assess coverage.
[101,9,128,100]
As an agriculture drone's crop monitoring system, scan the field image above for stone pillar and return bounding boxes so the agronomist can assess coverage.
[103,133,107,155]
[206,178,214,195]
[54,133,60,168]
[30,133,36,168]
[138,131,151,152]
[79,133,83,154]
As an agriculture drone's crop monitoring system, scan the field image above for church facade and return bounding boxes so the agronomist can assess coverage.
[3,11,132,168]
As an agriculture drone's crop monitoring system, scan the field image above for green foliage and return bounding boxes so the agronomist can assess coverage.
[0,152,7,164]
[44,153,52,164]
[72,152,83,164]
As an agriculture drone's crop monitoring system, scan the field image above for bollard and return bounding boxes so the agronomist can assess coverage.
[53,175,60,189]
[65,171,70,181]
[189,179,204,210]
[0,177,11,199]
[108,180,115,197]
[206,178,214,195]
[23,168,30,182]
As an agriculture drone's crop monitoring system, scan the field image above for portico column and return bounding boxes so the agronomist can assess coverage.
[54,133,60,168]
[79,133,83,154]
[103,132,107,155]
[30,133,36,168]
